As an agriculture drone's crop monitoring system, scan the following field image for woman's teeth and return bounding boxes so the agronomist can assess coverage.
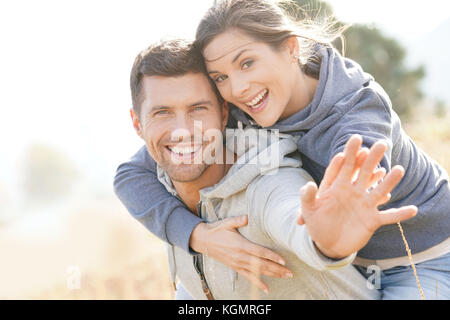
[245,89,268,109]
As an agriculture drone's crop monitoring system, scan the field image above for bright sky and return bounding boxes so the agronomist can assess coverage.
[330,0,450,43]
[0,0,449,200]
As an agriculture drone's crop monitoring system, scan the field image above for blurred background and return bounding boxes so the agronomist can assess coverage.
[0,0,449,299]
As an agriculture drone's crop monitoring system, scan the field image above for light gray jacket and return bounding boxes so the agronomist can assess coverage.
[159,127,380,300]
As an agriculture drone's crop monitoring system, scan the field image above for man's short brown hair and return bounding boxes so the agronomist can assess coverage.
[130,39,223,117]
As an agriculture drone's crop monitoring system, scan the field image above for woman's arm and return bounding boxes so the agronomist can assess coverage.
[248,135,416,268]
[114,145,293,292]
[114,145,203,253]
[247,167,355,271]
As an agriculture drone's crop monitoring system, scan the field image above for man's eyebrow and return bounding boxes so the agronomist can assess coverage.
[146,101,212,115]
[207,49,250,75]
[189,100,213,107]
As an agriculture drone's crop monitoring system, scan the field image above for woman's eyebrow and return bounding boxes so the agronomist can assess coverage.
[231,49,249,63]
[207,49,250,75]
[205,41,253,63]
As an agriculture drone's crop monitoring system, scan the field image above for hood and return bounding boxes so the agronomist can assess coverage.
[231,46,373,133]
[157,124,301,201]
[199,124,301,200]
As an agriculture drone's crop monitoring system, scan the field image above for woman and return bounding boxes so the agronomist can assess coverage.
[193,0,450,299]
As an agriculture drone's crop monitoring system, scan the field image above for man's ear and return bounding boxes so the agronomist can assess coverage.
[130,108,143,138]
[221,101,229,130]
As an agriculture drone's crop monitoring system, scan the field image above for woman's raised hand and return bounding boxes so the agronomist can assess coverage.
[296,134,418,259]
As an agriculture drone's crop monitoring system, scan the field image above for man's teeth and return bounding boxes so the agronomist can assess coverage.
[169,145,201,155]
[246,89,268,108]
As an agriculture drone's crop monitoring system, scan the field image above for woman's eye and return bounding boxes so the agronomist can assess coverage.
[242,60,254,70]
[214,75,227,83]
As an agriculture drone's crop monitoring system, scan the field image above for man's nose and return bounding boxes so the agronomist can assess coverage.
[169,115,195,143]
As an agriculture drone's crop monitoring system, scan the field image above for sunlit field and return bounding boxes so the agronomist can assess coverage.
[1,107,448,300]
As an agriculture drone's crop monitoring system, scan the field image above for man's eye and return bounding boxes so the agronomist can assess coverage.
[194,106,207,111]
[242,60,254,70]
[214,75,227,83]
[154,110,169,116]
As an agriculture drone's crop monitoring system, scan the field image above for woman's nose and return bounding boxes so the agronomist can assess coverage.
[230,76,250,99]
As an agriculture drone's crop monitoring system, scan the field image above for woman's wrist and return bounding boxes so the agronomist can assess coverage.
[313,241,347,261]
[189,222,208,254]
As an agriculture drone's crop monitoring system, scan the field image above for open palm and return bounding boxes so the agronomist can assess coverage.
[297,135,417,259]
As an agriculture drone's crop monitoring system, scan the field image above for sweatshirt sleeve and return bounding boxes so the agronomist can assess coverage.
[247,167,356,271]
[113,145,204,254]
[329,85,396,172]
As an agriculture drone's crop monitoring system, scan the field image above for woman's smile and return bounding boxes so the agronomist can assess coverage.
[244,88,269,113]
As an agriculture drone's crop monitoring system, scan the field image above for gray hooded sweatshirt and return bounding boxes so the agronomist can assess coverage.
[158,128,380,300]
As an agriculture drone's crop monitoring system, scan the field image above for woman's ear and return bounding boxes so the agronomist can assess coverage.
[285,36,300,62]
[130,108,143,138]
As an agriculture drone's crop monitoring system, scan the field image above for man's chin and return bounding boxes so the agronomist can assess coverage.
[164,163,208,183]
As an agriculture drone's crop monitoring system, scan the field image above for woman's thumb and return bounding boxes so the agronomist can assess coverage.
[223,215,248,229]
[300,182,318,209]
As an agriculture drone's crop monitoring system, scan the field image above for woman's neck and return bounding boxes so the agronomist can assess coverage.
[280,70,319,121]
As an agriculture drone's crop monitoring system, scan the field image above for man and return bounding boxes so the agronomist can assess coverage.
[124,39,415,299]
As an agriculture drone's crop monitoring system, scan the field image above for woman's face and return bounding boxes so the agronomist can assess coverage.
[203,28,306,127]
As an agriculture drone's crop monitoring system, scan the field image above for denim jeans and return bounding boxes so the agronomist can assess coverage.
[355,251,450,300]
[175,282,194,300]
[176,252,450,300]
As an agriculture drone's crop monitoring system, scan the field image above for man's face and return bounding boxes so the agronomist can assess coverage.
[132,72,228,182]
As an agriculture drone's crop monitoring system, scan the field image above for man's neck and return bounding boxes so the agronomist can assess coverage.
[172,149,235,214]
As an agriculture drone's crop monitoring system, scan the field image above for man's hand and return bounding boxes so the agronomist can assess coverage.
[190,215,293,294]
[297,134,418,259]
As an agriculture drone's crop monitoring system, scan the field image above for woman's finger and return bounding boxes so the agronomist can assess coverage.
[369,167,386,187]
[242,241,288,267]
[243,255,293,279]
[337,134,363,183]
[318,152,345,194]
[354,141,387,189]
[237,269,270,295]
[351,148,369,182]
[297,208,305,225]
[300,181,318,215]
[376,206,418,227]
[377,192,391,206]
[220,215,249,230]
[368,165,404,206]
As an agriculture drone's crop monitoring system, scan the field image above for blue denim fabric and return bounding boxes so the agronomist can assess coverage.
[355,252,450,300]
[175,282,194,300]
[176,253,450,300]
